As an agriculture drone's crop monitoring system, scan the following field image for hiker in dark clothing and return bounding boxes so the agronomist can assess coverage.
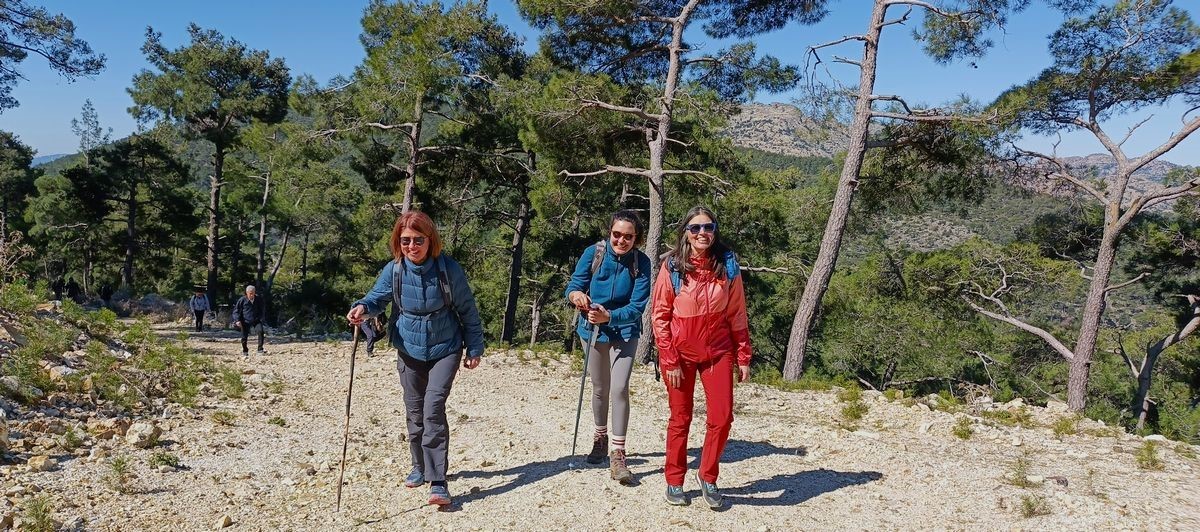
[347,211,485,508]
[189,289,210,332]
[99,284,113,307]
[359,309,387,356]
[65,278,81,302]
[52,278,65,301]
[234,285,266,356]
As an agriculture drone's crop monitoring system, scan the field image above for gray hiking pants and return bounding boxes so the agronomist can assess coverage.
[589,337,636,438]
[398,352,461,483]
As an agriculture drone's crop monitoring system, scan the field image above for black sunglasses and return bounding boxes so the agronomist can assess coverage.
[399,236,427,246]
[685,222,717,234]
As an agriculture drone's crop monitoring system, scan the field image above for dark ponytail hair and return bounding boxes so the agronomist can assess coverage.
[665,205,731,280]
[610,209,646,247]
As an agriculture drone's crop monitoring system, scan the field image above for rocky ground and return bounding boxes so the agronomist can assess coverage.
[3,325,1199,531]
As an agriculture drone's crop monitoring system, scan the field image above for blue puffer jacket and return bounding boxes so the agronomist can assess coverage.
[563,241,651,344]
[354,255,486,361]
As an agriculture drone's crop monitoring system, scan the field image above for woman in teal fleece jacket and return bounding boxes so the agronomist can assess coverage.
[564,209,651,484]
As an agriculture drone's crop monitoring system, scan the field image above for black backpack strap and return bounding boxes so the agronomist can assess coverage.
[391,260,403,316]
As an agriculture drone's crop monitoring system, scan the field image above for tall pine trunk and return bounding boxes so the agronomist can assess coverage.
[401,90,425,214]
[502,170,533,344]
[634,0,697,364]
[122,180,138,290]
[1068,231,1118,410]
[205,146,226,308]
[783,0,887,380]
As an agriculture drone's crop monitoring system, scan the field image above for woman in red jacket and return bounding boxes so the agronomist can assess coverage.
[651,205,752,509]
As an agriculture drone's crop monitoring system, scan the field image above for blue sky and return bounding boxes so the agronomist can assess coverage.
[2,1,1198,165]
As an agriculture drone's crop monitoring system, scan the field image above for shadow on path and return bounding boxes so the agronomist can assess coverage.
[446,439,807,507]
[722,468,883,507]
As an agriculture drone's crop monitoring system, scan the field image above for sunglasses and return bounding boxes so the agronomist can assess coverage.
[399,236,427,246]
[610,230,636,242]
[685,222,717,234]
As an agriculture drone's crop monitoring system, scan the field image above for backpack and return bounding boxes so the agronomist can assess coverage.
[665,251,741,295]
[390,256,465,353]
[587,240,640,290]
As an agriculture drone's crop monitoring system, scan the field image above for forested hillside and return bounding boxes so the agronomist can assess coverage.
[2,0,1199,450]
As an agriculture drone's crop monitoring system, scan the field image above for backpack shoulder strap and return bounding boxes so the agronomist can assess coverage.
[589,240,606,276]
[436,256,454,309]
[667,257,682,295]
[391,260,404,315]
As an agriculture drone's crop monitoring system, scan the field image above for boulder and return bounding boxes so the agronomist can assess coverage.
[1045,400,1070,413]
[26,455,56,472]
[48,365,77,383]
[125,422,162,448]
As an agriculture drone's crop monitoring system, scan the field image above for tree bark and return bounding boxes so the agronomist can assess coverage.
[502,167,533,344]
[1067,230,1119,410]
[783,0,888,381]
[634,0,698,365]
[122,180,138,290]
[255,169,271,289]
[1132,295,1200,429]
[205,146,226,308]
[401,90,425,214]
[300,229,310,281]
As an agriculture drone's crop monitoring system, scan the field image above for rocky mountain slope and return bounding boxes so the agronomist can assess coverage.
[3,325,1197,530]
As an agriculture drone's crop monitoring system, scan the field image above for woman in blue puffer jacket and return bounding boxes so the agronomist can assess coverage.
[347,211,485,507]
[564,209,651,484]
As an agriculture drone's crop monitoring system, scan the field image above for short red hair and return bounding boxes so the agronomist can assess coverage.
[389,211,443,261]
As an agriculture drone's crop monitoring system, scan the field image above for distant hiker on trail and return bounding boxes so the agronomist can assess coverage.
[189,288,210,332]
[360,309,387,356]
[651,206,752,509]
[564,209,651,484]
[346,211,486,508]
[99,284,113,307]
[65,278,81,302]
[234,285,266,356]
[52,277,65,301]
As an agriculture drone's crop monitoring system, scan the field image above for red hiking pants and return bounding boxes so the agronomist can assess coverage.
[664,353,734,486]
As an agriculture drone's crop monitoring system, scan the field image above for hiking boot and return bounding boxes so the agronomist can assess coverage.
[428,483,451,506]
[256,349,266,356]
[585,434,608,464]
[664,484,688,506]
[695,472,723,509]
[242,351,249,358]
[404,468,425,488]
[609,449,632,484]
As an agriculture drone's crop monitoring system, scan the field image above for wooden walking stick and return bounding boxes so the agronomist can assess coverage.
[336,325,361,512]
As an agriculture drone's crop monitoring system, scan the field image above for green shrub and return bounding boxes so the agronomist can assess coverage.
[61,427,83,451]
[105,455,134,493]
[21,494,55,532]
[841,401,869,422]
[1051,416,1078,440]
[952,418,974,440]
[218,368,245,399]
[211,411,236,426]
[1020,494,1051,518]
[1136,441,1164,471]
[0,280,45,315]
[268,416,287,427]
[1004,455,1037,488]
[149,451,180,468]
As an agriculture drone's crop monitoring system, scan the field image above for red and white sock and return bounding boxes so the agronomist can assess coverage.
[611,435,626,451]
[594,426,608,440]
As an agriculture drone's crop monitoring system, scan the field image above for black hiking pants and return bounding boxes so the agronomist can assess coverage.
[240,321,264,353]
[194,310,205,332]
[398,351,461,483]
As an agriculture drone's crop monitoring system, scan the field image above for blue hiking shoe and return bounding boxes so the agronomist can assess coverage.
[665,484,688,506]
[695,472,723,509]
[428,483,451,506]
[404,468,424,488]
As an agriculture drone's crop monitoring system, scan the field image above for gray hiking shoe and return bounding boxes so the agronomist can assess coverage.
[695,472,723,509]
[585,434,608,464]
[609,449,632,484]
[665,484,688,506]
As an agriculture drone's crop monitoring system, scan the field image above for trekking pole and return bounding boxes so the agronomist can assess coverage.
[336,325,362,512]
[571,305,601,457]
